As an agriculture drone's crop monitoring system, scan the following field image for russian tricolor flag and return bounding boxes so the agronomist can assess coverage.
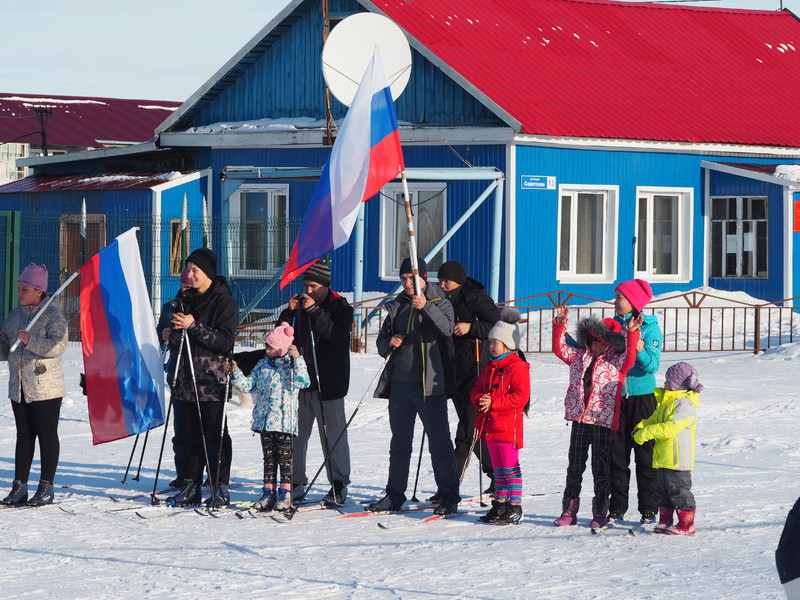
[280,46,405,288]
[80,228,165,445]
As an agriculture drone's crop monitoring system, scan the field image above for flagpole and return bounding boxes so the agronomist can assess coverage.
[400,171,422,296]
[9,271,79,353]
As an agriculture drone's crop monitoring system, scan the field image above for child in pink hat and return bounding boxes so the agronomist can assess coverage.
[230,323,310,512]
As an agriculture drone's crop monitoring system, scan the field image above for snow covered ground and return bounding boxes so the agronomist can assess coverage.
[1,321,798,598]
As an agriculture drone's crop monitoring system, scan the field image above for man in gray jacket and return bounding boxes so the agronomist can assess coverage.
[369,257,460,516]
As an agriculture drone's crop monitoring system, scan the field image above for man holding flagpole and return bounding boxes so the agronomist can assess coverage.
[369,257,461,516]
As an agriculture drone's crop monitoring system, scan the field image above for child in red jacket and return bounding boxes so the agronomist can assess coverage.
[471,308,531,525]
[552,307,641,529]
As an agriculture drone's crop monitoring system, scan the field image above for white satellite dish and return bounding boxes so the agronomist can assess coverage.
[322,12,412,107]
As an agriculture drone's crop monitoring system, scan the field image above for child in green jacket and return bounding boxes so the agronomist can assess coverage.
[633,362,702,535]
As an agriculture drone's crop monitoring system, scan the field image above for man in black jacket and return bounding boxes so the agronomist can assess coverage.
[278,262,353,505]
[437,260,500,495]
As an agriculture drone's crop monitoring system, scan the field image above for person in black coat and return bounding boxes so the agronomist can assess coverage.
[166,248,239,508]
[277,262,353,505]
[437,261,501,495]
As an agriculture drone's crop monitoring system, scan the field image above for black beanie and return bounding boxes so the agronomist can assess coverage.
[437,260,467,285]
[400,256,428,280]
[186,248,217,279]
[303,261,331,287]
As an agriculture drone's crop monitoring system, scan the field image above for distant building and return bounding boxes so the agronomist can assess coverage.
[0,93,180,184]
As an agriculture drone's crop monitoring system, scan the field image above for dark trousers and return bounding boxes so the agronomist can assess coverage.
[11,397,62,482]
[171,398,189,479]
[452,387,493,483]
[609,393,658,516]
[260,431,294,485]
[563,421,612,502]
[291,391,350,496]
[386,380,460,503]
[183,401,232,486]
[656,469,695,511]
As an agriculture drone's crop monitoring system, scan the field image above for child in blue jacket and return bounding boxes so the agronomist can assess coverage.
[231,323,310,511]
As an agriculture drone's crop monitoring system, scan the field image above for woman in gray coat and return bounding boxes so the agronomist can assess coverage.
[0,264,68,506]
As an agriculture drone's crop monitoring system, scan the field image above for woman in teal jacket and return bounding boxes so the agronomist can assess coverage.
[609,278,663,523]
[634,362,702,536]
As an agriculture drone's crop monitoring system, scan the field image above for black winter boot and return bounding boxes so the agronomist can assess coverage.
[499,504,523,525]
[479,499,508,523]
[166,480,201,506]
[205,483,230,508]
[27,480,54,506]
[321,481,348,506]
[2,480,28,506]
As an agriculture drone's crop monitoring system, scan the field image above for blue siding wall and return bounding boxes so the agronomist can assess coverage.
[211,143,506,305]
[181,0,503,129]
[514,146,793,303]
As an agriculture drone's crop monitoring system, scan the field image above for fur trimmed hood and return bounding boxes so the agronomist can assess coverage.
[575,315,625,352]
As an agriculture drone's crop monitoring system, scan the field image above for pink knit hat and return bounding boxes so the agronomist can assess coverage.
[616,279,653,313]
[18,263,48,292]
[264,323,295,356]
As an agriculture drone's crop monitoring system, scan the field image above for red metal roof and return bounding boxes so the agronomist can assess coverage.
[0,94,180,149]
[369,0,800,147]
[0,172,186,193]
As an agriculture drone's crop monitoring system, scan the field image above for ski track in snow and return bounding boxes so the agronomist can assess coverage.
[0,348,795,598]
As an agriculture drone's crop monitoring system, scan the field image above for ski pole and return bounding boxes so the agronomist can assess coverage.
[309,327,335,491]
[132,429,150,482]
[288,350,392,519]
[122,435,140,484]
[151,329,184,505]
[184,334,213,505]
[410,430,426,502]
[209,353,232,510]
[149,396,174,505]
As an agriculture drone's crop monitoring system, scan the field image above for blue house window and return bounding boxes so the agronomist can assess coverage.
[634,188,692,281]
[710,196,768,279]
[229,184,289,276]
[379,183,447,280]
[557,185,618,283]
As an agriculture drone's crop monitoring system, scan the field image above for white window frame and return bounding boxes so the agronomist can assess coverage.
[379,182,447,280]
[709,195,769,279]
[556,184,618,283]
[633,187,693,282]
[228,184,290,277]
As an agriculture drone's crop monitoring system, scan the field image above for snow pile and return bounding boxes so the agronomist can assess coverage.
[775,164,800,183]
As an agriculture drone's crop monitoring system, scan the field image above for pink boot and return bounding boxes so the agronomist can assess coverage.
[554,498,579,526]
[665,508,696,536]
[654,506,675,534]
[589,498,610,529]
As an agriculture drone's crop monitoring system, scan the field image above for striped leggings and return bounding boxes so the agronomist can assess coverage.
[486,440,522,505]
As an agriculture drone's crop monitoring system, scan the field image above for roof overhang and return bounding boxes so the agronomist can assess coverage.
[18,141,159,167]
[159,125,514,148]
[701,160,800,190]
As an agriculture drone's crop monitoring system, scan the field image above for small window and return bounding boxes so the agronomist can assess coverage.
[634,188,692,281]
[557,186,618,282]
[229,185,290,276]
[380,183,446,279]
[710,196,768,279]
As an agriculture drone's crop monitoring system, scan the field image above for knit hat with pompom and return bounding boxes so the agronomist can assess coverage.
[488,307,523,350]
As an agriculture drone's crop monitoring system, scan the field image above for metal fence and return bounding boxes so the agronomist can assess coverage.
[351,290,800,354]
[1,211,301,340]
